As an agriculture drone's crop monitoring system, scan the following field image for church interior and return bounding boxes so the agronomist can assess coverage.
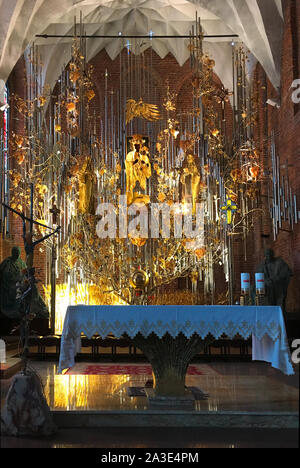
[0,0,299,449]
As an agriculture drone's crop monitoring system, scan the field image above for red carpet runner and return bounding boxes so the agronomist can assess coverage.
[65,364,206,375]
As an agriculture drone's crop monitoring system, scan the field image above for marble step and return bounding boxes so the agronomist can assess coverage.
[51,410,299,429]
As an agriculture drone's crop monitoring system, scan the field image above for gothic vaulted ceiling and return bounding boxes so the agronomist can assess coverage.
[0,0,283,100]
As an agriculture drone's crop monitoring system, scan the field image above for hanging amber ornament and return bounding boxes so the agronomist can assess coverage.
[190,270,199,283]
[129,236,147,248]
[66,102,76,112]
[211,128,220,137]
[170,127,180,138]
[69,70,80,83]
[85,89,95,101]
[228,190,238,203]
[157,192,166,202]
[9,171,22,188]
[249,165,260,181]
[39,96,46,107]
[14,135,24,147]
[194,247,206,259]
[14,149,26,165]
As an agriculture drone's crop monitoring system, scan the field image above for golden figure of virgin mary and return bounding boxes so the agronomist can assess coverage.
[125,135,151,205]
[180,153,201,215]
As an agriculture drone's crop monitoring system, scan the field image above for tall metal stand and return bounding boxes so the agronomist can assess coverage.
[227,231,234,305]
[50,242,57,334]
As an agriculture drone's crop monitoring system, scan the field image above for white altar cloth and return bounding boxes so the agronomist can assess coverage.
[57,305,294,375]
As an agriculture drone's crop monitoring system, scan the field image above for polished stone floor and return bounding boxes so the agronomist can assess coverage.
[1,359,298,413]
[1,427,298,448]
[1,354,299,448]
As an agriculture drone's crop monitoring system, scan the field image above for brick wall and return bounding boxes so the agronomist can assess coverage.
[272,0,300,314]
[0,55,48,294]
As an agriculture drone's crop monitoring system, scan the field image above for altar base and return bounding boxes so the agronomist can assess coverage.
[131,332,214,398]
[145,388,195,410]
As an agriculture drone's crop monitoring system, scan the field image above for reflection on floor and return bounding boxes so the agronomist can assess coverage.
[1,360,298,413]
[1,427,299,448]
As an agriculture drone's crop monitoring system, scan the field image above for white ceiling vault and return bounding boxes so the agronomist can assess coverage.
[0,0,283,100]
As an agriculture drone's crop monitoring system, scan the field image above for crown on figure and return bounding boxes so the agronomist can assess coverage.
[130,134,146,145]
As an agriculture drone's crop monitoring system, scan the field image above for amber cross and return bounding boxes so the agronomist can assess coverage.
[221,198,237,225]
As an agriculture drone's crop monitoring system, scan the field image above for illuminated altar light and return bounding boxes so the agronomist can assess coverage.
[45,374,131,410]
[44,280,128,334]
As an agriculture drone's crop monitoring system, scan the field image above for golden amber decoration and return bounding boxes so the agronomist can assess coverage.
[129,236,147,247]
[66,102,76,112]
[194,248,206,259]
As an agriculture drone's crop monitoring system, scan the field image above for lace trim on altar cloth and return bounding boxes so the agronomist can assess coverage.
[65,318,282,341]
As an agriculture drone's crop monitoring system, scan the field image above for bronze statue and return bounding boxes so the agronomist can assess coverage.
[1,202,60,328]
[0,246,26,319]
[0,246,49,323]
[256,248,292,313]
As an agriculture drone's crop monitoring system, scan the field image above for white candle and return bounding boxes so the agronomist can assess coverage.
[255,273,265,292]
[241,273,250,294]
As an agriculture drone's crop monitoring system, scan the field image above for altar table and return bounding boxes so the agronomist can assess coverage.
[58,305,294,378]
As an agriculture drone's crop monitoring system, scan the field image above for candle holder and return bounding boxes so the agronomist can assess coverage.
[255,294,265,306]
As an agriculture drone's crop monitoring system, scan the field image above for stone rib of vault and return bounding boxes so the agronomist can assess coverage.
[0,0,283,101]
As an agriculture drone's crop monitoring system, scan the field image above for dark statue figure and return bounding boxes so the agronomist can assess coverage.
[0,246,26,319]
[256,248,292,313]
[0,246,48,321]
